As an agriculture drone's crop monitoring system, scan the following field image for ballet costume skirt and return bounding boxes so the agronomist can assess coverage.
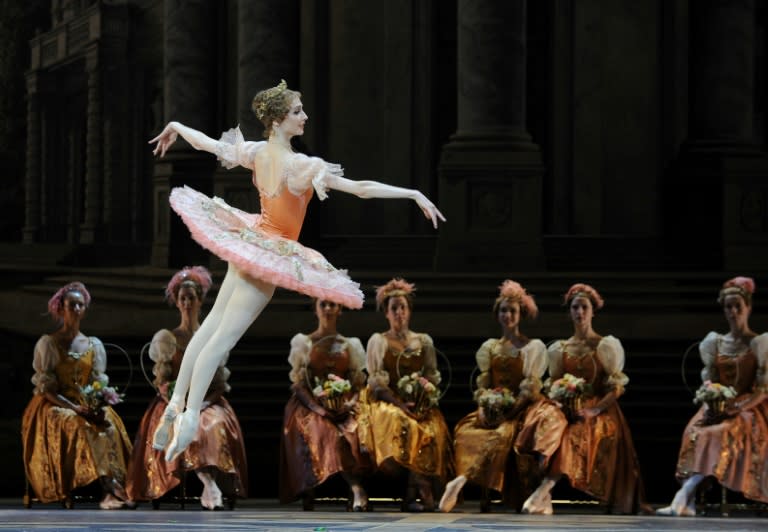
[169,126,363,309]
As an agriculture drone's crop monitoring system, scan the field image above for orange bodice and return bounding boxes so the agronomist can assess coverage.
[489,353,524,391]
[306,337,352,381]
[561,347,607,397]
[382,339,425,390]
[256,183,313,240]
[714,350,758,395]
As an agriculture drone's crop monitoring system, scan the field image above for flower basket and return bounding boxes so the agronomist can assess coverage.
[547,373,589,423]
[312,373,352,415]
[476,387,516,427]
[397,372,440,419]
[693,380,736,425]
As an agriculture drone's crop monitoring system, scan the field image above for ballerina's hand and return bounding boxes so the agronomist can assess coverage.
[414,192,447,229]
[149,123,179,158]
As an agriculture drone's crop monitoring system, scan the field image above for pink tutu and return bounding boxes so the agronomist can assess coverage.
[169,186,363,308]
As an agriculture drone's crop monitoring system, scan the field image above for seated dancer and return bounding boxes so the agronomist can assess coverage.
[522,283,651,515]
[126,267,248,509]
[148,79,445,462]
[21,282,134,509]
[357,278,454,512]
[439,280,567,513]
[657,276,768,516]
[280,299,371,511]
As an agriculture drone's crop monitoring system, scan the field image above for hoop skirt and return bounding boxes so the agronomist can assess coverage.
[168,126,363,308]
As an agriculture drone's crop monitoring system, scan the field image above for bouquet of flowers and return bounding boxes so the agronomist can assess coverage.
[79,374,124,425]
[397,372,440,417]
[312,373,352,413]
[476,387,516,427]
[547,373,590,422]
[694,380,736,420]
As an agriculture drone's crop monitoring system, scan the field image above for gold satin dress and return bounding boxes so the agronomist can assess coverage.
[547,335,648,514]
[21,335,132,503]
[358,332,453,481]
[675,332,768,503]
[453,339,566,505]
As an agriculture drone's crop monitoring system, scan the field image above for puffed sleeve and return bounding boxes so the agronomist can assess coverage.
[285,153,344,201]
[31,335,59,395]
[91,337,107,377]
[547,340,565,380]
[699,331,719,383]
[148,329,176,386]
[208,365,232,395]
[520,339,547,398]
[596,335,629,393]
[213,126,266,170]
[419,333,442,386]
[345,336,367,390]
[751,332,768,392]
[366,333,390,389]
[474,339,496,392]
[287,333,311,386]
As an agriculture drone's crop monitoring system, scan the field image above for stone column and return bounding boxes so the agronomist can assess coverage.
[79,46,103,244]
[151,0,218,267]
[669,0,768,270]
[22,73,41,244]
[435,0,543,270]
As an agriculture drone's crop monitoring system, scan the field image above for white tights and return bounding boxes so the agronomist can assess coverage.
[170,263,274,414]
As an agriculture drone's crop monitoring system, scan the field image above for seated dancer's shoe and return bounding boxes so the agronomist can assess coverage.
[164,409,199,462]
[438,476,466,513]
[655,490,695,517]
[200,480,224,511]
[522,488,553,515]
[152,400,182,451]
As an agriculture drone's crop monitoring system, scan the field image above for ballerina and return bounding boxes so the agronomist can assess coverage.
[148,79,446,462]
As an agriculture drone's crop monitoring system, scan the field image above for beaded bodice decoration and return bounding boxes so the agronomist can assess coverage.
[383,337,424,390]
[55,342,94,402]
[561,340,605,396]
[307,335,351,381]
[489,343,524,390]
[715,350,757,395]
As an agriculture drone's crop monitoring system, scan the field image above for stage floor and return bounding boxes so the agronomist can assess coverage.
[1,499,765,532]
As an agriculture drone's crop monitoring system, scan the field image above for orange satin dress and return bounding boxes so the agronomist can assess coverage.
[358,332,453,481]
[453,339,566,505]
[547,336,649,514]
[21,335,132,503]
[279,333,371,503]
[126,328,248,501]
[675,332,768,503]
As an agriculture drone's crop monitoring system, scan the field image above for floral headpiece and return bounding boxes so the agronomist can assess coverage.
[165,266,213,305]
[497,280,538,319]
[718,276,755,305]
[47,281,91,320]
[563,283,604,310]
[253,79,288,121]
[375,278,416,311]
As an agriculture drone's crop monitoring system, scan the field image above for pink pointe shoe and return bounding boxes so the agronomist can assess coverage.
[164,409,199,462]
[152,401,181,451]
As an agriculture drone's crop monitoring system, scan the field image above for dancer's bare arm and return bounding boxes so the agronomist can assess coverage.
[149,121,219,158]
[325,174,446,228]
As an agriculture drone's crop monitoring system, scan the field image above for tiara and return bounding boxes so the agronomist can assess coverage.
[254,79,288,120]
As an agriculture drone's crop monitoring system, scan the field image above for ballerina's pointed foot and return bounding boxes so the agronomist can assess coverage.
[164,409,199,462]
[152,402,181,451]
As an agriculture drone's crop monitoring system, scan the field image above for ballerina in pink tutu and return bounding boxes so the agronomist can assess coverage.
[148,79,446,462]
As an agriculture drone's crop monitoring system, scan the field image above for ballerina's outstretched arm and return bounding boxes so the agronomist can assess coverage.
[324,174,446,229]
[149,121,221,158]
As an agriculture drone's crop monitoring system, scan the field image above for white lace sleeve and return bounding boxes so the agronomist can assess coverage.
[596,335,629,391]
[31,335,58,395]
[286,153,344,200]
[287,333,311,386]
[419,333,441,386]
[520,339,547,397]
[213,126,266,170]
[751,332,768,391]
[366,333,390,389]
[148,329,176,363]
[699,331,719,383]
[547,340,565,379]
[345,336,367,390]
[474,339,496,391]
